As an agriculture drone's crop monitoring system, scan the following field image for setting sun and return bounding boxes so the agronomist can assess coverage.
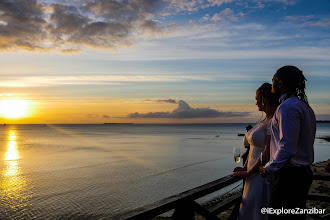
[0,100,30,119]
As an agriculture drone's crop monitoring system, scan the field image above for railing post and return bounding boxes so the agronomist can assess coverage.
[227,203,240,220]
[171,200,195,220]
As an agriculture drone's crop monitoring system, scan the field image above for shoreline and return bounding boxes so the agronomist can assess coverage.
[319,136,330,142]
[307,159,330,218]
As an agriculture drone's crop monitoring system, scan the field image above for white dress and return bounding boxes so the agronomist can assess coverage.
[238,119,271,220]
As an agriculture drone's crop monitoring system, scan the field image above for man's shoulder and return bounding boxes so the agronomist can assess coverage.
[277,96,314,116]
[278,96,300,111]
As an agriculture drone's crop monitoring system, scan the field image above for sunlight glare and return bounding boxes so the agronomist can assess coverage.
[0,100,30,119]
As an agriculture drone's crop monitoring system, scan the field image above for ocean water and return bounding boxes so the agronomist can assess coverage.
[0,123,329,219]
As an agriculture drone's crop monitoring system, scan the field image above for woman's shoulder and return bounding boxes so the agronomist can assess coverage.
[254,119,271,131]
[258,118,271,126]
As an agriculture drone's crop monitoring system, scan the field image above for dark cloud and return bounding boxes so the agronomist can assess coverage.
[87,114,110,118]
[128,100,250,119]
[316,114,330,121]
[87,114,99,118]
[0,0,47,51]
[157,99,177,104]
[48,4,89,37]
[83,0,165,21]
[0,0,177,52]
[0,0,291,52]
[48,2,136,50]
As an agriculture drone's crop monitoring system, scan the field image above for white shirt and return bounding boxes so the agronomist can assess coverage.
[264,94,316,173]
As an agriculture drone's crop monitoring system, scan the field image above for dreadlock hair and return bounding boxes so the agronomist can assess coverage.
[275,65,308,105]
[257,83,280,109]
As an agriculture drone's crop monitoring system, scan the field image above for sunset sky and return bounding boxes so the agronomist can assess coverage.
[0,0,329,124]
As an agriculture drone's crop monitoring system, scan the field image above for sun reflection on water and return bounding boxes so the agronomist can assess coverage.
[4,130,20,177]
[1,129,31,217]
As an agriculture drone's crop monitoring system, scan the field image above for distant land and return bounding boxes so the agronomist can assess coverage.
[104,123,134,125]
[317,120,330,123]
[319,136,330,142]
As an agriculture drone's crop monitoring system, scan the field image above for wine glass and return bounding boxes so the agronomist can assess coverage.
[233,147,241,164]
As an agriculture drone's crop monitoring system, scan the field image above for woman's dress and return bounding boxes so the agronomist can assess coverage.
[238,119,271,220]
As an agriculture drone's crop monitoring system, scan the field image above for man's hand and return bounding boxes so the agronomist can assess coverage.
[259,165,269,178]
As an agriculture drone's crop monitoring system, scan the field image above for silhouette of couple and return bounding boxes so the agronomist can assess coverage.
[232,66,316,220]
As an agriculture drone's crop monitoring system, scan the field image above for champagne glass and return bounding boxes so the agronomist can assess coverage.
[233,147,240,164]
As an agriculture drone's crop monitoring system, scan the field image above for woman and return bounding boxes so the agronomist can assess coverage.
[232,83,280,220]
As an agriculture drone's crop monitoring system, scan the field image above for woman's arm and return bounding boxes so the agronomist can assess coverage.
[235,134,250,171]
[232,135,270,179]
[246,135,271,176]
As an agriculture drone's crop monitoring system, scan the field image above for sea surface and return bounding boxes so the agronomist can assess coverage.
[0,123,329,219]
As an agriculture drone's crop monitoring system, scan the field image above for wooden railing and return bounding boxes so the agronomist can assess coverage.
[115,173,330,220]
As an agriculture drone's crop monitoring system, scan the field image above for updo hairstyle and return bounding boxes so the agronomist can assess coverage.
[257,83,280,108]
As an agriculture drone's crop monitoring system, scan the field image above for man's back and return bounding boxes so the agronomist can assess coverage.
[281,96,315,165]
[268,95,316,172]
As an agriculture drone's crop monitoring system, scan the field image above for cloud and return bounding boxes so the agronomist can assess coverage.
[128,100,249,118]
[87,114,110,118]
[251,0,297,8]
[139,19,179,39]
[0,0,304,53]
[207,0,236,7]
[302,18,330,27]
[274,0,297,5]
[166,0,203,12]
[0,0,177,52]
[281,15,330,27]
[316,114,330,120]
[202,14,210,21]
[282,15,314,22]
[0,0,47,51]
[157,99,177,104]
[87,114,99,118]
[211,8,243,22]
[0,75,213,87]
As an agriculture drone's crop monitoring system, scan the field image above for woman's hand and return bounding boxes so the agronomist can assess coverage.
[231,171,249,179]
[233,166,247,172]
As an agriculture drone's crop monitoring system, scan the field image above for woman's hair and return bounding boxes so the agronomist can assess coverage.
[257,83,280,108]
[275,65,308,105]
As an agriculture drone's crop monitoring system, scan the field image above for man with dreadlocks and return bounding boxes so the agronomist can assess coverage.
[260,66,316,220]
